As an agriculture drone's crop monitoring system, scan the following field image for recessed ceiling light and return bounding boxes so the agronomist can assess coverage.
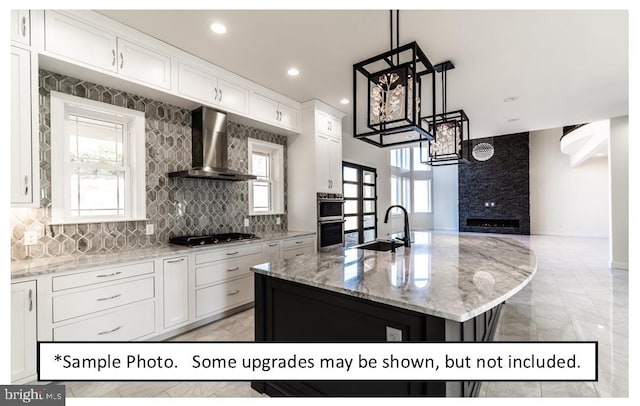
[340,98,350,105]
[287,68,300,77]
[210,23,227,34]
[504,96,519,102]
[507,118,520,122]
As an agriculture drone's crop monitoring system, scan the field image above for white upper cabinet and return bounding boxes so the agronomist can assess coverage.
[11,46,36,206]
[44,11,172,90]
[316,110,342,139]
[315,133,343,193]
[177,62,248,114]
[39,10,301,134]
[116,38,171,90]
[45,11,119,73]
[251,92,300,132]
[11,10,31,46]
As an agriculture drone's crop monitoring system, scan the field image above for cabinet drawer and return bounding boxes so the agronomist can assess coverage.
[196,276,254,318]
[195,243,262,265]
[53,277,155,322]
[283,245,315,260]
[282,236,314,250]
[54,301,155,341]
[52,261,154,291]
[195,253,263,287]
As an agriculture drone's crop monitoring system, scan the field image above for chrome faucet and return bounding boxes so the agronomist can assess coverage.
[383,205,411,248]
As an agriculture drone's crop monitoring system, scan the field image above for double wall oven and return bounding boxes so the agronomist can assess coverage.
[317,192,344,248]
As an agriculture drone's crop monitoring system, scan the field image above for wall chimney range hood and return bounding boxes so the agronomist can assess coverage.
[168,107,257,181]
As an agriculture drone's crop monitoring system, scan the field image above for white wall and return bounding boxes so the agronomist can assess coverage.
[609,116,628,269]
[341,132,392,237]
[529,127,609,237]
[432,165,459,231]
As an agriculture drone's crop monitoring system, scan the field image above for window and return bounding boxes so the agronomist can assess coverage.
[343,162,377,247]
[389,146,432,215]
[248,138,284,215]
[50,91,145,224]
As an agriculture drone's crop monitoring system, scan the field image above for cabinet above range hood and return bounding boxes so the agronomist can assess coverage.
[168,107,257,181]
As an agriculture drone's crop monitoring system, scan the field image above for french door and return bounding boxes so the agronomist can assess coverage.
[342,162,377,247]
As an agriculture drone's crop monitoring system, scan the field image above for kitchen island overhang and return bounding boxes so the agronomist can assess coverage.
[250,232,537,397]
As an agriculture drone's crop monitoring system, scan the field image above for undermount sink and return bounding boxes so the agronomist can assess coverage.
[356,240,402,252]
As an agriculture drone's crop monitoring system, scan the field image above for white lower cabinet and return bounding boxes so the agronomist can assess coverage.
[196,275,254,318]
[11,280,37,383]
[163,256,189,329]
[54,301,155,341]
[264,241,283,263]
[282,236,316,259]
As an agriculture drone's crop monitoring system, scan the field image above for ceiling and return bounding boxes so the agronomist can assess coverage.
[98,9,628,139]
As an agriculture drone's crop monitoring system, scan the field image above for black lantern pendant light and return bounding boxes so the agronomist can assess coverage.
[419,61,470,165]
[353,10,437,148]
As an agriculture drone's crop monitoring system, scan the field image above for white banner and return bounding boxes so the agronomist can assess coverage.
[38,342,597,381]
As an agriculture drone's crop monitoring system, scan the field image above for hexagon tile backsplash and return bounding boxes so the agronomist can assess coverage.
[10,70,288,261]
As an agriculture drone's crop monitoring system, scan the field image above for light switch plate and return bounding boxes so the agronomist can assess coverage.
[145,224,155,235]
[244,218,250,227]
[276,217,281,225]
[24,231,38,246]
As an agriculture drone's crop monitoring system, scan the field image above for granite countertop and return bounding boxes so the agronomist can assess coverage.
[11,230,315,279]
[251,232,537,322]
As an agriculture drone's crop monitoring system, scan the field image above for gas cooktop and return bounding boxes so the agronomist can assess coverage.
[169,233,259,247]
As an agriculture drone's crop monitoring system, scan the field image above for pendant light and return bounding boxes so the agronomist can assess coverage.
[353,10,437,148]
[419,61,471,166]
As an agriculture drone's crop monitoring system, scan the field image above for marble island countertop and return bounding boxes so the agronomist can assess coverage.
[251,232,537,322]
[11,230,315,279]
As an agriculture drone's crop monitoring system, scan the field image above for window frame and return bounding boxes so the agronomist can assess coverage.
[248,138,284,216]
[389,146,433,215]
[50,91,146,224]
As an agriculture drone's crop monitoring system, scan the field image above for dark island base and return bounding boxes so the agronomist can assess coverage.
[251,274,503,397]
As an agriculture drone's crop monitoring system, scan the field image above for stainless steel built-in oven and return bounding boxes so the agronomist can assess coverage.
[317,193,344,248]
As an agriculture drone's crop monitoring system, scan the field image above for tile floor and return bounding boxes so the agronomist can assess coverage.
[62,234,628,398]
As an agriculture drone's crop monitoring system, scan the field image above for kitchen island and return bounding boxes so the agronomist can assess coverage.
[250,232,536,397]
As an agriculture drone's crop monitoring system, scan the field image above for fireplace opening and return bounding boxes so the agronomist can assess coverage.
[466,218,520,228]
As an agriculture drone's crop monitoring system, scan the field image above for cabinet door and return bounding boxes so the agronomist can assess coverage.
[45,11,118,73]
[315,134,331,193]
[264,241,283,263]
[10,46,33,205]
[251,92,279,125]
[329,136,343,190]
[163,257,189,329]
[316,111,341,138]
[11,10,30,45]
[117,38,171,90]
[278,103,300,131]
[177,62,217,104]
[217,78,249,114]
[12,281,37,383]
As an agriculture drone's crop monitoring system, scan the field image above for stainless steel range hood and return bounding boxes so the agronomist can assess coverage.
[168,107,257,181]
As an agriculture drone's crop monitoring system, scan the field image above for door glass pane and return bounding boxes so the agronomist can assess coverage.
[344,216,358,232]
[343,166,358,182]
[363,229,376,243]
[363,170,375,184]
[363,215,375,228]
[344,200,358,215]
[344,183,358,198]
[345,232,359,248]
[363,200,375,213]
[363,185,375,198]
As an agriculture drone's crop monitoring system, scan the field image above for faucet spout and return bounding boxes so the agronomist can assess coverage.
[383,205,411,248]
